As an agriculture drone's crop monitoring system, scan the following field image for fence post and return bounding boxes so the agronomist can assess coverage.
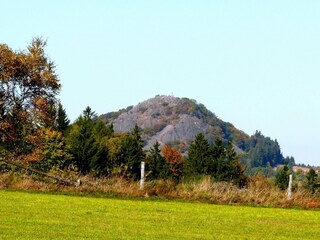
[287,174,293,200]
[140,161,145,190]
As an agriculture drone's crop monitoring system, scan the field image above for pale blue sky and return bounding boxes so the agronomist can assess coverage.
[2,1,320,166]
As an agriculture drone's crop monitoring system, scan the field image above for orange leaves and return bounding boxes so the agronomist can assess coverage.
[162,145,183,166]
[0,38,60,98]
[1,38,61,157]
[22,127,48,163]
[22,126,71,167]
[23,149,43,163]
[162,145,183,179]
[0,44,16,81]
[32,97,56,127]
[25,38,60,91]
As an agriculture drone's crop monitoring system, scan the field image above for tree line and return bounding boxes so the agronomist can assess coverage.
[0,38,246,186]
[1,38,318,192]
[60,106,248,187]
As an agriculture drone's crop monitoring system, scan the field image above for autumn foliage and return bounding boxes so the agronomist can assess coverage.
[0,38,60,160]
[162,145,183,180]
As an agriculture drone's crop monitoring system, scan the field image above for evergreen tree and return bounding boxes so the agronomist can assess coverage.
[106,123,115,137]
[284,156,295,168]
[146,141,169,179]
[305,168,319,193]
[275,165,290,190]
[120,124,145,180]
[89,141,110,176]
[185,137,248,187]
[246,132,284,167]
[220,141,237,181]
[224,141,247,186]
[83,106,96,120]
[209,137,225,179]
[66,107,105,174]
[93,121,111,142]
[55,103,70,133]
[185,133,210,176]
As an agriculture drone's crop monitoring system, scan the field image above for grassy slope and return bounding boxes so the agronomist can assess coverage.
[0,191,319,240]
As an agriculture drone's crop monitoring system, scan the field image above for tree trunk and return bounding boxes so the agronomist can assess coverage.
[0,158,76,186]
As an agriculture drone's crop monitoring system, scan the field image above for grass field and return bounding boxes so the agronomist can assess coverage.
[0,190,319,239]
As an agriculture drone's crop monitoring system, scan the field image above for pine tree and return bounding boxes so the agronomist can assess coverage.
[93,121,110,142]
[106,123,115,137]
[55,103,70,133]
[209,137,225,179]
[305,168,319,193]
[67,107,102,174]
[223,141,237,180]
[275,165,290,190]
[224,141,247,186]
[146,141,169,179]
[89,141,110,176]
[185,133,210,176]
[120,124,145,180]
[206,138,247,186]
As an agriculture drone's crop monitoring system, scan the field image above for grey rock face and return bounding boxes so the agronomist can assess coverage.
[101,95,248,153]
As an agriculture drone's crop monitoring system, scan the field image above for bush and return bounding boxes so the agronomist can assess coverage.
[304,168,319,194]
[275,165,290,190]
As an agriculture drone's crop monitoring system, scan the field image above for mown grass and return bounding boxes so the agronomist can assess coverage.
[0,190,319,239]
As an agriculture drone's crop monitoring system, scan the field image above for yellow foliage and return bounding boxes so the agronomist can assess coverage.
[0,38,60,158]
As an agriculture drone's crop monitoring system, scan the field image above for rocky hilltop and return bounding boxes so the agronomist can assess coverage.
[98,95,290,168]
[99,95,249,153]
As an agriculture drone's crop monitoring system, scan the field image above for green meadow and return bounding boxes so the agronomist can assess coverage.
[0,190,319,239]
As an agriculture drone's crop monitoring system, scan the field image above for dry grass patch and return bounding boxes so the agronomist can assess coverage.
[0,173,319,209]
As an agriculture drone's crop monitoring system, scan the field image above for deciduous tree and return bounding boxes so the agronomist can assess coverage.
[162,144,183,181]
[25,127,72,172]
[0,38,60,157]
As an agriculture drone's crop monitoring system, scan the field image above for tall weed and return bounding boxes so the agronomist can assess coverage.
[0,173,319,209]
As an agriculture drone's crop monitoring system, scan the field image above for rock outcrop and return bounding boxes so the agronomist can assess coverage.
[99,95,248,153]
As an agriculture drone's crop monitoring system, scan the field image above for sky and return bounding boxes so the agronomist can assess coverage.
[1,1,320,166]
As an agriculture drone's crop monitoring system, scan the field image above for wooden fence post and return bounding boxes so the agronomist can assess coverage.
[287,174,293,200]
[140,161,145,190]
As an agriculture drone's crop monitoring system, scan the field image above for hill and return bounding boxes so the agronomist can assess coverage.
[98,95,290,167]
